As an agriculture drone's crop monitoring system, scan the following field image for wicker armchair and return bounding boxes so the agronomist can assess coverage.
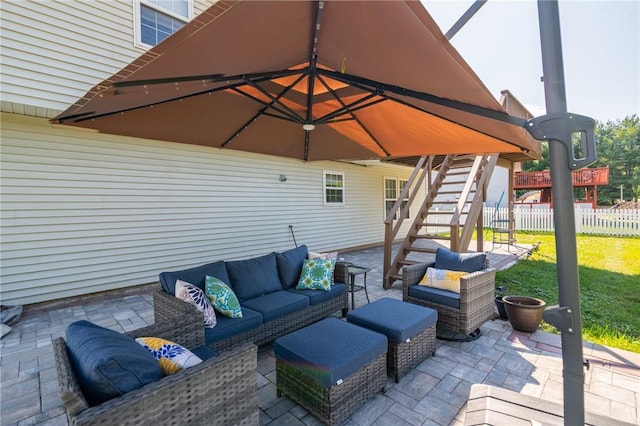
[402,261,496,338]
[54,319,258,426]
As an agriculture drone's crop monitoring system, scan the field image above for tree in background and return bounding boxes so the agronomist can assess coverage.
[520,114,639,206]
[594,115,640,205]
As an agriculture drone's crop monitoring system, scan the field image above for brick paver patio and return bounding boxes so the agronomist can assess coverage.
[1,243,638,425]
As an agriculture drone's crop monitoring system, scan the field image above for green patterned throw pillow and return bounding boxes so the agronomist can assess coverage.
[296,258,335,291]
[205,276,243,318]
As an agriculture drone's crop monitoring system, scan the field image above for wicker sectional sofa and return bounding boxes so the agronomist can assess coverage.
[155,245,349,352]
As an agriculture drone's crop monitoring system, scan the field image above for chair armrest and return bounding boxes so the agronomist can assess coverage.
[459,268,496,306]
[334,261,350,284]
[126,316,204,349]
[154,286,203,321]
[402,262,433,300]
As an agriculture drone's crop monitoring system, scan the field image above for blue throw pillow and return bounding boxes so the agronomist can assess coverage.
[276,245,308,289]
[434,247,486,273]
[226,252,283,301]
[65,321,163,406]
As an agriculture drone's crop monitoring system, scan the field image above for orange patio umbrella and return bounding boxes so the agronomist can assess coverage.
[53,0,537,161]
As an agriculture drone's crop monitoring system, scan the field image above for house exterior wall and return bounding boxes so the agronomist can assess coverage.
[0,0,423,305]
[1,113,422,305]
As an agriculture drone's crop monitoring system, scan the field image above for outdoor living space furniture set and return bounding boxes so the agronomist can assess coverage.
[54,245,492,425]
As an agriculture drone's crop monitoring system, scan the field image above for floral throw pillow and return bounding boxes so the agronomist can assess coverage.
[308,251,338,283]
[175,279,217,328]
[204,276,243,319]
[297,258,335,291]
[419,267,467,293]
[135,337,202,375]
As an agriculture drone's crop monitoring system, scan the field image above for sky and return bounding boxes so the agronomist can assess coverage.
[423,0,639,123]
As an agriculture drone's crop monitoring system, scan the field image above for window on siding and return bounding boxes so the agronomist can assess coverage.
[137,0,190,47]
[324,171,345,205]
[384,178,409,219]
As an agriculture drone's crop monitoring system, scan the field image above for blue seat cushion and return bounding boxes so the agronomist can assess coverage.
[408,285,460,309]
[347,297,437,343]
[204,307,263,345]
[287,283,346,305]
[434,247,486,273]
[242,291,309,322]
[226,253,283,301]
[190,345,218,361]
[159,260,229,294]
[65,320,163,406]
[276,245,308,289]
[274,317,387,387]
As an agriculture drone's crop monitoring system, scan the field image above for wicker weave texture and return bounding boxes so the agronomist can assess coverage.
[154,287,349,352]
[402,262,497,335]
[276,352,387,425]
[388,323,436,382]
[54,320,258,426]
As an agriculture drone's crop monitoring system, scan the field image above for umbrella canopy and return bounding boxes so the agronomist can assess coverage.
[53,0,537,161]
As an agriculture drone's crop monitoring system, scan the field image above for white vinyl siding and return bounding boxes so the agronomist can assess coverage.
[0,0,214,118]
[0,113,422,305]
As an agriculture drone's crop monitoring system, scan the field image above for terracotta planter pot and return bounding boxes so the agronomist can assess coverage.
[495,296,508,320]
[503,296,546,333]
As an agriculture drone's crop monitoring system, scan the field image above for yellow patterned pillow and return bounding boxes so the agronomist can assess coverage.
[418,267,467,293]
[135,337,202,375]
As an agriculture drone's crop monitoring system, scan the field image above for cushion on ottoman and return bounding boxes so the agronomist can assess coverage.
[347,297,437,343]
[65,320,163,406]
[274,317,387,387]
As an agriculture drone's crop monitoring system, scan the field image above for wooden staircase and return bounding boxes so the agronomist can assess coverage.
[383,153,499,289]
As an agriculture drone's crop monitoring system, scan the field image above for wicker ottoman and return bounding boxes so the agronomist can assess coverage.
[274,317,387,425]
[346,297,437,382]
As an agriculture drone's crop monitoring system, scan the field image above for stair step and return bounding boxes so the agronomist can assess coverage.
[406,246,440,254]
[397,259,420,266]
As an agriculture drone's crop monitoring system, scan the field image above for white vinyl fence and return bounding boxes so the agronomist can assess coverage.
[484,207,640,237]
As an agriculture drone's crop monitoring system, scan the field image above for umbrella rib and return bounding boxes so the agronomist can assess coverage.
[315,92,380,124]
[315,74,391,156]
[317,69,527,128]
[221,73,308,148]
[110,68,302,89]
[59,73,291,124]
[242,78,305,124]
[303,0,326,161]
[231,86,302,123]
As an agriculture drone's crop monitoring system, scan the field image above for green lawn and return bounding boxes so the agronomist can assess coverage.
[494,232,640,353]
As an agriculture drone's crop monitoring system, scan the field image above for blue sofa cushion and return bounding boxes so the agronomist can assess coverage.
[190,345,218,361]
[276,245,308,289]
[287,283,346,305]
[242,291,309,322]
[408,285,460,309]
[274,317,387,387]
[65,320,163,406]
[226,253,283,301]
[434,247,486,273]
[159,260,229,294]
[347,297,438,343]
[204,307,263,346]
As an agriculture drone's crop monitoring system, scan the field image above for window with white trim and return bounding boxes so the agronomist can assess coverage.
[323,171,345,205]
[384,177,409,219]
[136,0,190,47]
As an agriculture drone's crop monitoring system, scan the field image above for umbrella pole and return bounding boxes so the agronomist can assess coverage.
[537,1,585,424]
